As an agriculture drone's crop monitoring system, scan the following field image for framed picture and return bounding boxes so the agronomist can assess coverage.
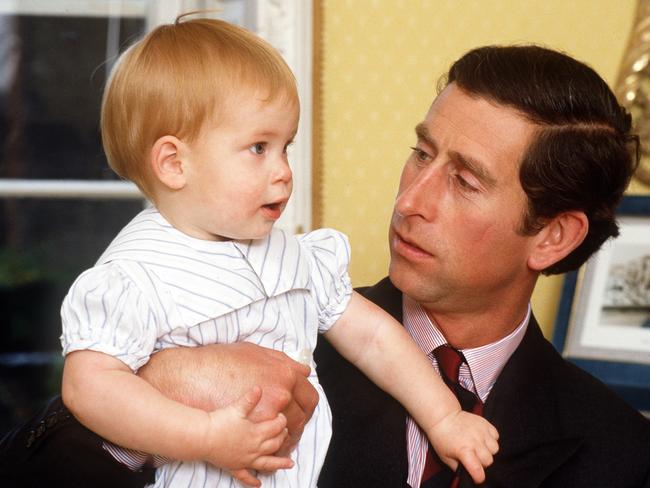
[553,195,650,412]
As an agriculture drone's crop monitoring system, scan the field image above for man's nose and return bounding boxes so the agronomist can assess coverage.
[394,165,441,220]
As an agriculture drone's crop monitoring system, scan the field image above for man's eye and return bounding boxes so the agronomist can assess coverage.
[454,174,479,192]
[409,146,430,163]
[249,143,266,155]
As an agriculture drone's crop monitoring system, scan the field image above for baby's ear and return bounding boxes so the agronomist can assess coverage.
[150,135,186,190]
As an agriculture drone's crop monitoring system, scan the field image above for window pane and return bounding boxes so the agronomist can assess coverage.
[0,13,144,180]
[0,0,264,437]
[0,198,144,432]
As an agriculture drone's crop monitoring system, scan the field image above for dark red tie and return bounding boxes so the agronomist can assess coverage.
[420,345,483,488]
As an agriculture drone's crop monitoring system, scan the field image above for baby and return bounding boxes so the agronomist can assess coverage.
[60,15,498,487]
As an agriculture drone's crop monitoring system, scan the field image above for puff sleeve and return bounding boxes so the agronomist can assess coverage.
[60,263,159,371]
[299,228,353,333]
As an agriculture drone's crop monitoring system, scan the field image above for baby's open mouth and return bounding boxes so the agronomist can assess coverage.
[263,202,281,211]
[261,201,285,220]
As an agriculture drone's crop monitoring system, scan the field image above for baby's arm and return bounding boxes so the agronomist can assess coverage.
[62,349,293,485]
[323,291,499,483]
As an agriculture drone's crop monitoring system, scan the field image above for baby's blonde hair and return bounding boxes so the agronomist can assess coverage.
[101,16,298,199]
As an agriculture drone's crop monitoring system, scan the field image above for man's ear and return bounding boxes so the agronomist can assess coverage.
[150,135,186,190]
[527,211,589,271]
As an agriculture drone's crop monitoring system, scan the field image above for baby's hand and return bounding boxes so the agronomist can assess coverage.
[427,410,499,484]
[203,386,294,487]
[230,468,265,488]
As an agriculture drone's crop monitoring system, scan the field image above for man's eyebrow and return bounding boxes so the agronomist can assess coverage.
[415,122,435,147]
[450,150,498,189]
[414,122,497,189]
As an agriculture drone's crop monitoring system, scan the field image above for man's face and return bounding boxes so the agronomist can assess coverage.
[389,83,539,315]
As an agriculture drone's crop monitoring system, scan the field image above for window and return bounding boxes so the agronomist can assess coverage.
[0,0,312,433]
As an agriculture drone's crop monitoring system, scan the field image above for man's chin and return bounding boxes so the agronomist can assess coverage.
[390,253,441,294]
[388,258,417,293]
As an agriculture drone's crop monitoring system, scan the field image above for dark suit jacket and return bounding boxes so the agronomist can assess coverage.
[315,277,650,488]
[3,278,648,487]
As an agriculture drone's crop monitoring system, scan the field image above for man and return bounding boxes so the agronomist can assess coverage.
[314,46,650,487]
[2,45,649,487]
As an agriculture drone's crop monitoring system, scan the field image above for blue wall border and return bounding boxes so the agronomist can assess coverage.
[552,195,650,411]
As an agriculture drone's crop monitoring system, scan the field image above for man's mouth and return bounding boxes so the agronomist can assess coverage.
[391,228,433,259]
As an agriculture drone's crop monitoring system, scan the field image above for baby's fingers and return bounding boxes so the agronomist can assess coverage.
[259,426,289,455]
[476,444,495,468]
[489,423,499,441]
[250,454,294,473]
[256,413,288,444]
[486,432,499,455]
[231,468,261,488]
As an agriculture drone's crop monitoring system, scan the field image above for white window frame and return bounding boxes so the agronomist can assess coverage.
[0,0,312,233]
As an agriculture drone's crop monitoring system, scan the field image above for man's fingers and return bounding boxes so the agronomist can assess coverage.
[282,396,307,433]
[292,373,319,415]
[281,370,317,450]
[263,348,310,378]
[290,360,311,378]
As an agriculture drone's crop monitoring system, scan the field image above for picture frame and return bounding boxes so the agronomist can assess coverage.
[553,195,650,413]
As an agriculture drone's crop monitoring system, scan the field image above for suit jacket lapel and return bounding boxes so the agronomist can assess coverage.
[475,317,582,488]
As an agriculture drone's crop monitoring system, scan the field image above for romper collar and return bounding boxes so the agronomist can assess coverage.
[98,208,311,328]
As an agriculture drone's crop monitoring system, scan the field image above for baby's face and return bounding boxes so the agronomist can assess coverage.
[181,93,299,241]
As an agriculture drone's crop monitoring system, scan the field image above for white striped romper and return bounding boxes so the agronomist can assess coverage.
[60,207,353,488]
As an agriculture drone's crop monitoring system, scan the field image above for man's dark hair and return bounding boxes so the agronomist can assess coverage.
[444,45,639,275]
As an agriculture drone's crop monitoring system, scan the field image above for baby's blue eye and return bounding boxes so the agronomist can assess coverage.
[249,143,266,155]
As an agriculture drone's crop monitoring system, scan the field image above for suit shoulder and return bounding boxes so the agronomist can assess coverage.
[543,342,650,442]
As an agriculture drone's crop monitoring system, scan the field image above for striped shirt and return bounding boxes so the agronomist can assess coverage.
[403,295,530,487]
[60,207,353,488]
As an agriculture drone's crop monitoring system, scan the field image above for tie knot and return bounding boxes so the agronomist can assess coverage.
[433,344,464,385]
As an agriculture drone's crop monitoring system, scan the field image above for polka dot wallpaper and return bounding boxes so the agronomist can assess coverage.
[316,0,638,336]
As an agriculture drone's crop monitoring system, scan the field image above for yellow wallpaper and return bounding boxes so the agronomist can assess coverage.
[318,0,644,337]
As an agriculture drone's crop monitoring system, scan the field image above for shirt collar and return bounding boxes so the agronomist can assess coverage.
[403,295,530,401]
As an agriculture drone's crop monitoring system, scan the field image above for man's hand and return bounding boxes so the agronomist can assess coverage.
[138,342,318,454]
